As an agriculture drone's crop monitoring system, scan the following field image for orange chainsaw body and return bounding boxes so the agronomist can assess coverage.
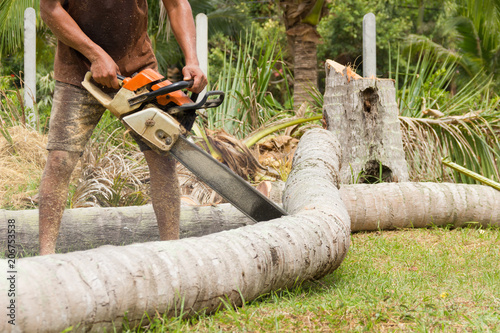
[122,68,192,107]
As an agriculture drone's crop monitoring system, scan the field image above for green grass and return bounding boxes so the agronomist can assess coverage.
[128,227,500,332]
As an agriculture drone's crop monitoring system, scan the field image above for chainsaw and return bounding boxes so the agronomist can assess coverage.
[82,69,286,222]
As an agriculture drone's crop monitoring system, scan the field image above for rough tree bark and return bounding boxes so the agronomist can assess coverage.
[323,60,409,184]
[292,34,318,109]
[279,0,328,109]
[2,182,498,254]
[0,128,350,333]
[342,182,500,231]
[0,204,255,254]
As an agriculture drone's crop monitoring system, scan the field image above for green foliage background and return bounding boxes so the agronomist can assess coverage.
[0,0,499,186]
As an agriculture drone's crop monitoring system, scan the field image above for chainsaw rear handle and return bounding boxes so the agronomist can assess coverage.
[128,80,194,107]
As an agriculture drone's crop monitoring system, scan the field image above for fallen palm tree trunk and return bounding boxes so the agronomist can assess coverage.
[342,182,500,231]
[0,204,255,254]
[2,182,499,254]
[0,128,350,332]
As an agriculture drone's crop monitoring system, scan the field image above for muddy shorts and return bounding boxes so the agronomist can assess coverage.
[47,81,150,153]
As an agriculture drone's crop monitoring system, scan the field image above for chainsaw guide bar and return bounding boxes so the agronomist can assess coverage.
[170,136,286,222]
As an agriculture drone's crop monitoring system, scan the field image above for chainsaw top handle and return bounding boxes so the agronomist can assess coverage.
[123,72,224,112]
[127,80,194,107]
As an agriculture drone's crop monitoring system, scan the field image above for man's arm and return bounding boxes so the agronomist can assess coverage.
[40,0,120,89]
[162,0,207,93]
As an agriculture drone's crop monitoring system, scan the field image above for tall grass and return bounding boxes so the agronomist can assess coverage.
[204,31,292,138]
[0,76,26,138]
[0,125,47,209]
[0,72,54,135]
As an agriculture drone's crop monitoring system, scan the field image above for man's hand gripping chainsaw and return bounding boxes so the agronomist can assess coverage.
[82,69,286,222]
[82,68,223,155]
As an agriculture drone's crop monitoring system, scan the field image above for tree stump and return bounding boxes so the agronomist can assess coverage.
[323,60,409,184]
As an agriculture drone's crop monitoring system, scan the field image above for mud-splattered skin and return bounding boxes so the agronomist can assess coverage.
[39,150,80,255]
[39,83,181,255]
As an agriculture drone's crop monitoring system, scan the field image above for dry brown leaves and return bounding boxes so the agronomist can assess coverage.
[176,130,299,205]
[0,126,299,208]
[256,134,298,182]
[71,140,150,208]
[0,126,48,208]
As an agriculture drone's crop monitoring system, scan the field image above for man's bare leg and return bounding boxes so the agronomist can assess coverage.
[39,150,80,255]
[143,150,181,240]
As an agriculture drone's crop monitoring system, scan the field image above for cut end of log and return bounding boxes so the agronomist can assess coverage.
[325,60,396,83]
[326,60,362,81]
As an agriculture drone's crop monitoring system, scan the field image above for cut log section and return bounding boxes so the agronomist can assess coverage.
[341,182,500,230]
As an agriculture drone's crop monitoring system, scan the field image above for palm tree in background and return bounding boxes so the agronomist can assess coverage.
[398,0,500,184]
[407,0,500,88]
[278,0,328,109]
[453,0,500,85]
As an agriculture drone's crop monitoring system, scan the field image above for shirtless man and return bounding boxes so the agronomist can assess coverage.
[39,0,207,255]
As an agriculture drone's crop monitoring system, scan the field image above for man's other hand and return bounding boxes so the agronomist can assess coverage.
[90,52,121,90]
[182,65,207,94]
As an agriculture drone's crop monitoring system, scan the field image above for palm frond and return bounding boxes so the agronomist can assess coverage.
[401,115,500,184]
[404,34,461,64]
[71,130,150,208]
[177,164,223,205]
[394,41,500,184]
[442,157,500,191]
[0,0,40,57]
[395,49,458,117]
[203,30,291,137]
[204,128,267,180]
[463,0,500,52]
